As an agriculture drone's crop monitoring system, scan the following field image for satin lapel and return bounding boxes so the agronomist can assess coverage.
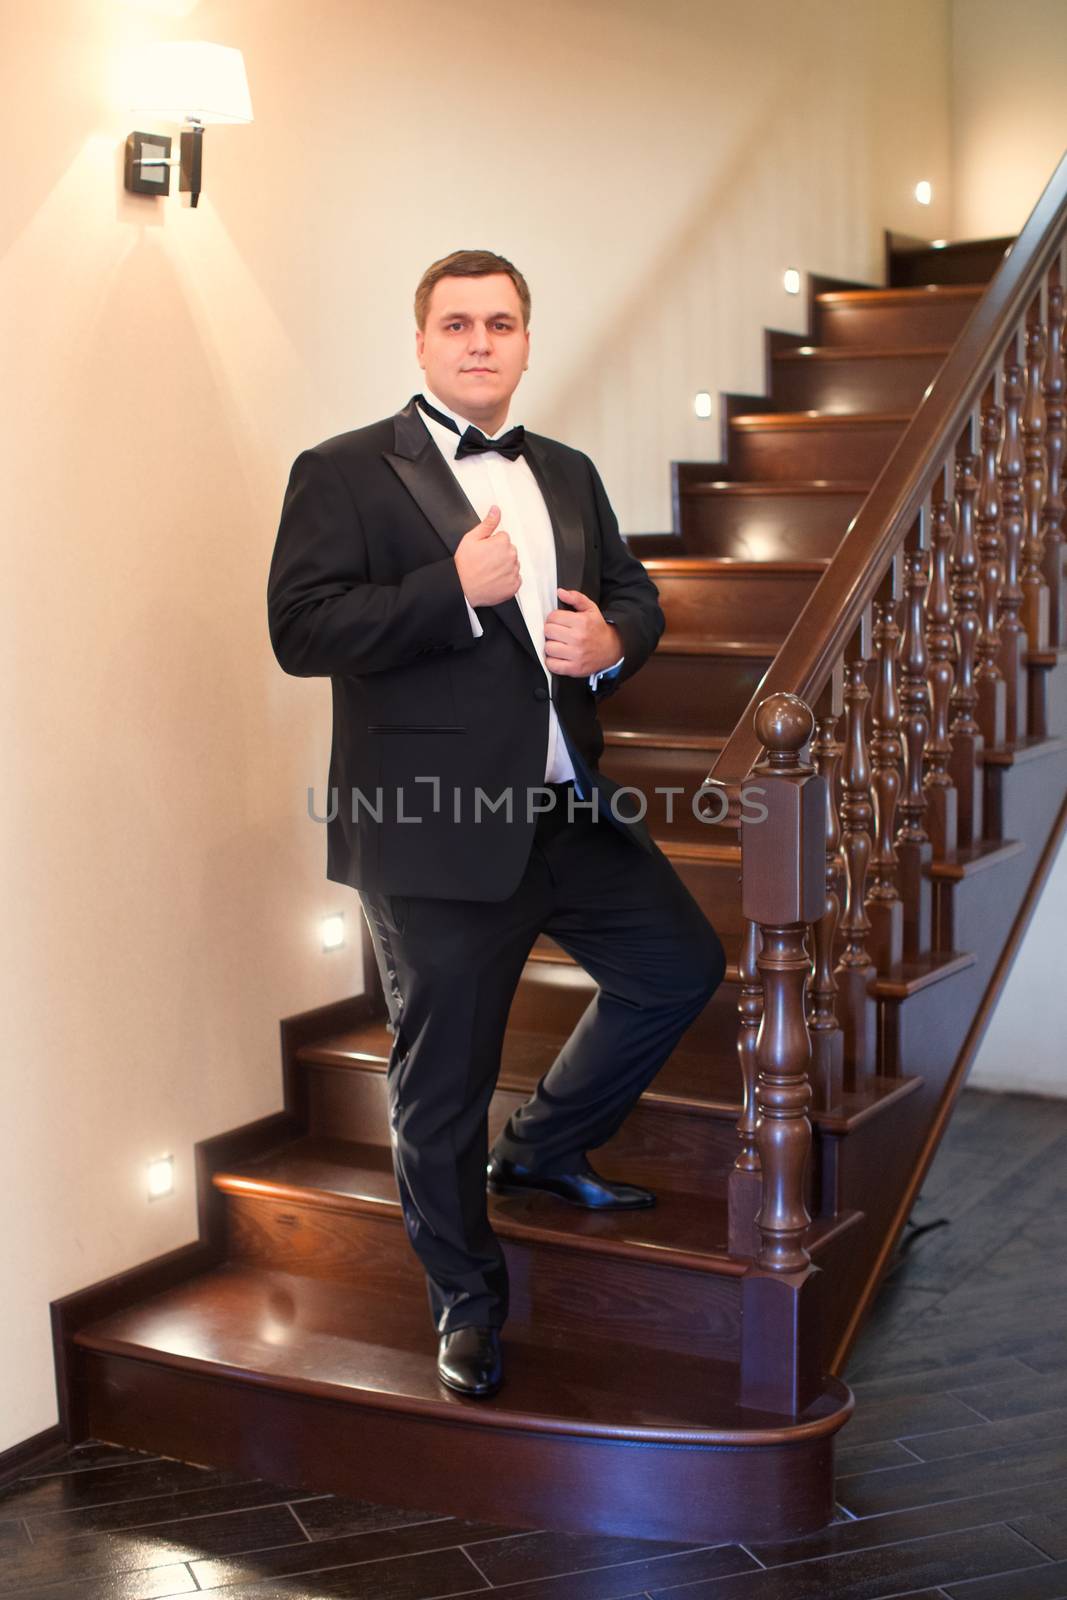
[522,432,586,597]
[383,396,539,666]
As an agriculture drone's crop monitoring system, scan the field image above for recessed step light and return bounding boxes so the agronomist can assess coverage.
[147,1154,174,1200]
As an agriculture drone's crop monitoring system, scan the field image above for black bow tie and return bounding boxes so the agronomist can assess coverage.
[417,394,526,461]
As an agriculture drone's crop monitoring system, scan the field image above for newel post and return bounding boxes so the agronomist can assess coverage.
[740,692,827,1416]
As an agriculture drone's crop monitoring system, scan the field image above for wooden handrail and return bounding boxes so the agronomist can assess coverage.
[709,149,1067,795]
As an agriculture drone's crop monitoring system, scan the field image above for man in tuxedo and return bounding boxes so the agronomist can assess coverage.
[267,249,726,1399]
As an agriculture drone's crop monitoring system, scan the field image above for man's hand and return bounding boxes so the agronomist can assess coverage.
[545,587,623,676]
[454,505,522,607]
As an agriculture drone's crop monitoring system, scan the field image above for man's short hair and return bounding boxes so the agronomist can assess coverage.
[415,250,531,332]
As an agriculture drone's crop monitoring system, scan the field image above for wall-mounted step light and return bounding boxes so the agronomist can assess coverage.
[124,41,253,208]
[693,391,713,419]
[783,269,801,295]
[147,1154,175,1200]
[914,180,933,206]
[321,912,346,951]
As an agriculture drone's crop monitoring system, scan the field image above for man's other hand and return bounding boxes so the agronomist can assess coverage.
[545,588,623,676]
[454,505,522,607]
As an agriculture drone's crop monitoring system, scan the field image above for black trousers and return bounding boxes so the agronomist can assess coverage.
[358,783,726,1336]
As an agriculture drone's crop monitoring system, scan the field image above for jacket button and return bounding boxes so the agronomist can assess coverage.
[533,684,549,701]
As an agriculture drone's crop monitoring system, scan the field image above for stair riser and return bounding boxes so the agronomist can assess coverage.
[601,650,774,736]
[508,963,744,1059]
[650,569,823,639]
[77,1349,837,1543]
[599,743,728,844]
[678,490,865,559]
[223,1194,743,1361]
[815,298,979,349]
[890,240,1009,286]
[982,738,1067,851]
[730,420,906,482]
[301,1063,742,1189]
[771,351,945,414]
[671,854,746,943]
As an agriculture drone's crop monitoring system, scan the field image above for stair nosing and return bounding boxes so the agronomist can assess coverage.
[773,344,953,362]
[681,480,872,495]
[815,285,985,305]
[730,411,912,429]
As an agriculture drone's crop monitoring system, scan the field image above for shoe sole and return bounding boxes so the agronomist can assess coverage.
[487,1177,656,1209]
[437,1369,503,1398]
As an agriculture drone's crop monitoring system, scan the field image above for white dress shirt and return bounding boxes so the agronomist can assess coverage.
[418,388,623,786]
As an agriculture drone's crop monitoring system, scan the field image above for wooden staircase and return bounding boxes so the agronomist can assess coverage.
[53,181,1067,1546]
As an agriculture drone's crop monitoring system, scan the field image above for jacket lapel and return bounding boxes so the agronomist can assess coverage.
[521,431,586,598]
[384,396,535,665]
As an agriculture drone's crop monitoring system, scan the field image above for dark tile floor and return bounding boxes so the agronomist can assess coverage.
[3,1087,1067,1599]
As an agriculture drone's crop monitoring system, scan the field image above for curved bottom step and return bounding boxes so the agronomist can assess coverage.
[73,1262,853,1545]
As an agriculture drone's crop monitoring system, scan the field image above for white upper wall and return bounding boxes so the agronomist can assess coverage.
[950,0,1067,236]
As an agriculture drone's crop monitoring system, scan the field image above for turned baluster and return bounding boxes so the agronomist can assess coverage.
[1042,253,1066,647]
[924,468,960,860]
[808,673,845,1117]
[740,692,825,1417]
[835,624,878,1084]
[866,568,904,975]
[996,332,1030,743]
[949,420,986,846]
[728,917,763,1259]
[975,382,1008,747]
[896,528,934,960]
[1021,292,1050,655]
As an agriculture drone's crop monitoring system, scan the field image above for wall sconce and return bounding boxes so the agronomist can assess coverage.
[124,41,253,208]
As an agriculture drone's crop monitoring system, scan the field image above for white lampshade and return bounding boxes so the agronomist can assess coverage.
[128,41,253,124]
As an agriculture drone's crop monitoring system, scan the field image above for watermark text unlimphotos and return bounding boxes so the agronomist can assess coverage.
[306,780,768,826]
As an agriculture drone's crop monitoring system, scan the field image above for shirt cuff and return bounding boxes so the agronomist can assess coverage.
[589,654,624,689]
[465,598,484,639]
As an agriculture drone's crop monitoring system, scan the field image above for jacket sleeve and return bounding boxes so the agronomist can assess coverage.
[585,455,665,700]
[267,446,479,677]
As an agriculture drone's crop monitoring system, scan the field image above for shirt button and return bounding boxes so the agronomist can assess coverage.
[533,684,549,702]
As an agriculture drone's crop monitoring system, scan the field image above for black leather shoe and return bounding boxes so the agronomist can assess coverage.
[487,1153,656,1209]
[437,1325,503,1398]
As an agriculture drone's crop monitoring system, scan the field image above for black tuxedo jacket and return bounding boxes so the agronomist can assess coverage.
[267,395,665,900]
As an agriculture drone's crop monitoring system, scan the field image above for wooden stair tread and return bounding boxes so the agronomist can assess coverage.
[656,837,740,863]
[774,344,953,361]
[214,1134,862,1275]
[682,480,873,494]
[603,729,729,751]
[730,410,911,429]
[297,1021,922,1135]
[656,636,776,655]
[981,733,1067,766]
[815,285,985,305]
[928,839,1026,880]
[870,948,978,999]
[525,942,745,985]
[72,1261,849,1443]
[642,556,830,573]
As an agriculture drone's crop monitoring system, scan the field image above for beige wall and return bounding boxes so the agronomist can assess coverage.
[950,0,1067,237]
[0,0,1055,1454]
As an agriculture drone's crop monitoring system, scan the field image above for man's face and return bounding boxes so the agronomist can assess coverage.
[415,273,530,427]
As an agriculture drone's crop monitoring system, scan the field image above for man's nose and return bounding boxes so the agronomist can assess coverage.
[467,323,492,351]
